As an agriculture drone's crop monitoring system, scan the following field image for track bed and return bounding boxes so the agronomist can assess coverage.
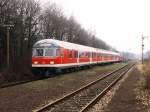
[0,63,125,112]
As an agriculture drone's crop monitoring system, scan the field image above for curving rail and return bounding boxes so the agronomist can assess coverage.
[33,63,135,112]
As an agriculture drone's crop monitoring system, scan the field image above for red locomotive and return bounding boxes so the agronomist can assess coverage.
[32,39,122,76]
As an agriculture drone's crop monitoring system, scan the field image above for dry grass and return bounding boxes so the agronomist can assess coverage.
[0,63,125,85]
[135,64,150,110]
[137,61,150,89]
[142,61,150,89]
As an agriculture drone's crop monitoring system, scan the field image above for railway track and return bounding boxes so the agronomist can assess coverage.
[0,68,103,89]
[33,63,135,112]
[0,77,42,89]
[0,69,73,89]
[0,63,124,89]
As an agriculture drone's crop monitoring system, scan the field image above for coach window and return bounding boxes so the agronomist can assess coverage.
[56,48,60,56]
[104,54,107,59]
[88,52,90,58]
[69,50,72,58]
[92,52,94,58]
[85,52,88,58]
[83,52,85,57]
[60,48,64,57]
[88,52,91,58]
[104,54,106,59]
[74,50,78,58]
[45,48,54,56]
[92,52,96,58]
[79,51,82,58]
[99,53,101,58]
[102,54,105,59]
[89,52,92,58]
[94,53,96,58]
[96,53,98,58]
[86,52,88,58]
[97,53,99,58]
[79,51,86,58]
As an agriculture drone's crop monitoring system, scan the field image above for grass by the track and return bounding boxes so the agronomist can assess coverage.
[0,62,127,112]
[22,62,126,91]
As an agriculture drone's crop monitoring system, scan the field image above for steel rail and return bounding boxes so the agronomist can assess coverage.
[33,63,130,112]
[80,64,135,112]
[0,67,109,89]
[0,78,41,88]
[0,64,120,89]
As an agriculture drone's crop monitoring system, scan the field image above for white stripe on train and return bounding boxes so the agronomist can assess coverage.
[32,60,118,67]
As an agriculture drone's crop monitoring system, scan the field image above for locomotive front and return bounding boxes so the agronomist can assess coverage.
[32,39,62,75]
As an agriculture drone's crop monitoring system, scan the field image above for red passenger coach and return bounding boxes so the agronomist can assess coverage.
[32,39,122,75]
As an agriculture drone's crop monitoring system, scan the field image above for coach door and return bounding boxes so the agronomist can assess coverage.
[69,50,73,63]
[90,52,92,64]
[74,50,78,63]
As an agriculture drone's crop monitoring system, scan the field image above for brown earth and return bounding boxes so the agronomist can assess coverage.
[104,66,148,112]
[0,63,125,112]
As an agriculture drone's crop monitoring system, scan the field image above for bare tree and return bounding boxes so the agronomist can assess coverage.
[0,0,114,81]
[0,0,41,73]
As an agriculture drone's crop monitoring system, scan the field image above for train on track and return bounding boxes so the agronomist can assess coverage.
[32,39,123,76]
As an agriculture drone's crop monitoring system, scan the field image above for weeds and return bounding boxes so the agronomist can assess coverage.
[142,61,150,89]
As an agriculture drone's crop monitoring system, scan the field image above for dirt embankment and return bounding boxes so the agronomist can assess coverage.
[102,64,150,112]
[138,61,150,88]
[136,62,150,110]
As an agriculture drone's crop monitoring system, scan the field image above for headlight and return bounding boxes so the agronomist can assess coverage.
[34,61,38,64]
[50,61,54,64]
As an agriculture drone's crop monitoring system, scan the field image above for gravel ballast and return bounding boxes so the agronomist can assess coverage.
[88,65,147,112]
[0,63,125,112]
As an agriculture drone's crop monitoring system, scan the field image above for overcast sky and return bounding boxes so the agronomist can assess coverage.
[40,0,150,54]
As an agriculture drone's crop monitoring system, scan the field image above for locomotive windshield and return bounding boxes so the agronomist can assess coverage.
[32,47,59,57]
[33,49,44,56]
[45,48,56,56]
[32,41,60,57]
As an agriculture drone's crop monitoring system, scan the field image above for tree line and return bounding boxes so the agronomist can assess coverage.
[0,0,112,74]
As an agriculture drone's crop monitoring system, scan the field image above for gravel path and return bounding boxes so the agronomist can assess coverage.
[0,63,124,112]
[105,67,147,112]
[89,65,147,112]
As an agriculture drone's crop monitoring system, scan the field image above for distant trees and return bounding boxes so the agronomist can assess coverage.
[0,1,112,74]
[0,0,41,73]
[40,3,111,49]
[121,52,136,61]
[145,51,150,59]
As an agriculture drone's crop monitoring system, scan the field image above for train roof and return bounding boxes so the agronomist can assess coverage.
[33,39,120,56]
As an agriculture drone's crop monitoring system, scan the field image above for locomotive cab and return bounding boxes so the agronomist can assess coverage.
[32,40,62,76]
[32,41,60,65]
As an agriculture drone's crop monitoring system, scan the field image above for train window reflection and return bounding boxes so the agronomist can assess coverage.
[33,49,44,56]
[45,48,54,56]
[45,48,60,56]
[56,49,60,56]
[33,48,60,57]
